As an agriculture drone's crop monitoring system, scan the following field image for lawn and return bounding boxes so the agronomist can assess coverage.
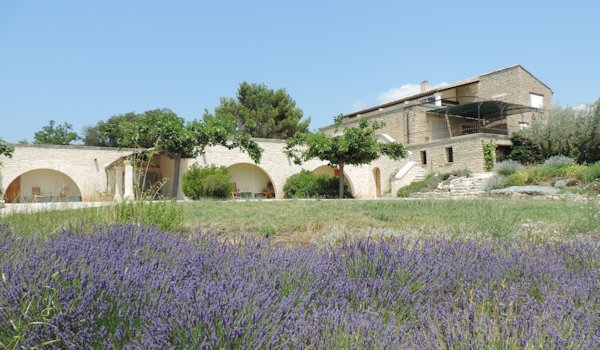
[1,198,599,348]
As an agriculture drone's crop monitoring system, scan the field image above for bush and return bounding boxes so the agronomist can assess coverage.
[553,179,567,189]
[509,101,600,164]
[181,164,233,199]
[483,175,506,192]
[396,173,439,197]
[578,162,600,182]
[504,172,530,186]
[494,160,523,176]
[528,166,569,183]
[543,155,574,168]
[283,170,351,198]
[440,169,472,180]
[508,132,544,165]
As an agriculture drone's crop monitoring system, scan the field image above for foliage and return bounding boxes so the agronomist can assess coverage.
[507,132,544,165]
[396,173,439,197]
[494,159,524,176]
[283,170,351,198]
[553,179,567,189]
[258,225,277,238]
[33,120,80,145]
[204,82,310,139]
[510,100,600,164]
[181,164,233,199]
[504,171,530,186]
[82,112,139,147]
[483,175,506,192]
[577,162,600,182]
[285,116,407,198]
[482,142,496,171]
[439,168,472,180]
[543,155,575,168]
[83,108,262,197]
[2,224,598,348]
[0,139,13,159]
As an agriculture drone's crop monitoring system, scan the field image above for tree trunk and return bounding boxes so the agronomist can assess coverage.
[338,161,345,199]
[171,155,181,198]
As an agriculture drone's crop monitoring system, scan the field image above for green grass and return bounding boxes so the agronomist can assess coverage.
[1,198,598,242]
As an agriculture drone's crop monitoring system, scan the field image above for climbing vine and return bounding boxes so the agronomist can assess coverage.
[482,142,496,171]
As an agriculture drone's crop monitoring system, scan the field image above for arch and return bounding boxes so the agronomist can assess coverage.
[4,168,82,203]
[373,167,382,197]
[311,165,355,195]
[226,163,276,199]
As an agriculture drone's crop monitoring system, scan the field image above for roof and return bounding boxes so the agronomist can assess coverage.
[341,64,550,119]
[429,100,539,120]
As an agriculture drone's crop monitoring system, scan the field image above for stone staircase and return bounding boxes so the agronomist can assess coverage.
[412,173,494,199]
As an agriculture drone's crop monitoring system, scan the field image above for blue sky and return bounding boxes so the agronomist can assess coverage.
[1,0,599,143]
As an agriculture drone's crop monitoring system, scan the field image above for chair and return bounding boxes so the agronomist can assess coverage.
[232,183,241,199]
[59,186,70,202]
[32,187,44,202]
[261,182,274,199]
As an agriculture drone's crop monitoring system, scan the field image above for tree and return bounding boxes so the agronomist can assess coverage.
[509,99,600,164]
[0,139,13,159]
[33,120,80,145]
[204,82,310,139]
[285,116,407,198]
[82,112,139,147]
[109,108,262,198]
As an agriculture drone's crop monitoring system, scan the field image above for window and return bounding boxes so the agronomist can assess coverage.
[445,147,454,163]
[420,151,427,165]
[530,93,544,108]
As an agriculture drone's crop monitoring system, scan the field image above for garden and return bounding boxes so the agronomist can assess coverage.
[1,198,599,349]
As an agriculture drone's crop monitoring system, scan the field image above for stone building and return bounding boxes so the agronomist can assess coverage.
[321,65,552,175]
[0,65,551,203]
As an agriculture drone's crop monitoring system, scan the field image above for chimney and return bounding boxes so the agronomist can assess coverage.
[421,80,429,93]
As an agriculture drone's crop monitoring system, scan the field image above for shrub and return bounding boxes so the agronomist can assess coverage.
[440,169,472,180]
[507,132,544,165]
[529,165,569,182]
[483,175,506,192]
[397,173,439,197]
[181,164,233,199]
[543,155,574,168]
[494,160,523,176]
[553,179,567,189]
[283,170,351,198]
[504,171,530,186]
[578,162,600,182]
[509,101,600,164]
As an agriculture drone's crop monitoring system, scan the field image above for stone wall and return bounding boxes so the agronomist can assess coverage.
[0,144,136,201]
[1,142,410,201]
[407,134,512,173]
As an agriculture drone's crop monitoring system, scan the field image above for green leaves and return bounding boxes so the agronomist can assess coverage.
[285,116,407,197]
[33,120,80,145]
[207,82,310,139]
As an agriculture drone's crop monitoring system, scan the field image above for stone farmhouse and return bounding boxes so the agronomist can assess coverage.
[321,64,551,176]
[0,65,550,203]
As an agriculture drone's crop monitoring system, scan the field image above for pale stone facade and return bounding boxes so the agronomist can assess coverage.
[1,139,406,202]
[0,65,552,203]
[320,65,552,175]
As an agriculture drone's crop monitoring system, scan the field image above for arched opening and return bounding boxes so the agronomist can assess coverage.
[312,165,355,195]
[4,169,82,203]
[373,167,382,197]
[227,163,276,199]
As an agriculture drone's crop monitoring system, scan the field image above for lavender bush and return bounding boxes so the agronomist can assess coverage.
[1,224,599,349]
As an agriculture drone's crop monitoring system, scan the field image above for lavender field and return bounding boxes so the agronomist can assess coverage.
[1,222,598,349]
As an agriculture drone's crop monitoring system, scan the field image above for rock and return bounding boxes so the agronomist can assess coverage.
[490,185,560,196]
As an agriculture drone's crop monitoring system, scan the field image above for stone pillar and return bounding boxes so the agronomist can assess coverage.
[123,160,135,201]
[114,166,123,202]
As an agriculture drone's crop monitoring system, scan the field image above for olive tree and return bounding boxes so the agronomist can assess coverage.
[285,116,407,198]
